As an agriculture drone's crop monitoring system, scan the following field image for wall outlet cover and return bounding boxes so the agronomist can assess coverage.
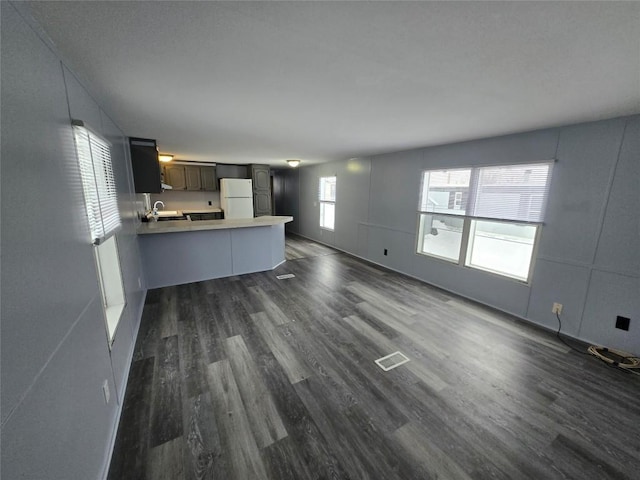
[615,316,630,331]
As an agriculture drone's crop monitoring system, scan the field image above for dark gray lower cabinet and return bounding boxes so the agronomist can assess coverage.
[188,212,223,220]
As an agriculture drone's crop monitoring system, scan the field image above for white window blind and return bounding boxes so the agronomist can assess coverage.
[73,123,121,244]
[420,162,553,223]
[319,176,336,202]
[468,162,553,222]
[420,169,471,214]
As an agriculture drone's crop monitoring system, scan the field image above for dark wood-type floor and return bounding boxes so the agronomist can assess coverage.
[108,234,640,480]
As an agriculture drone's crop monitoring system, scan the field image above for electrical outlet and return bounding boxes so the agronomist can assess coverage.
[102,380,110,404]
[552,302,563,314]
[384,248,388,256]
[137,277,142,289]
[208,201,212,206]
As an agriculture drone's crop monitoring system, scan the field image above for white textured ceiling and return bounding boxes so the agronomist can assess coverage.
[27,1,640,166]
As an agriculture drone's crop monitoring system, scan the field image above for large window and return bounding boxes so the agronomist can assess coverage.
[73,120,125,345]
[417,162,553,282]
[319,176,336,230]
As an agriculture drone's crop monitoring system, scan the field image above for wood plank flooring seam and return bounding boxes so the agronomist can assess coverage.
[225,335,289,449]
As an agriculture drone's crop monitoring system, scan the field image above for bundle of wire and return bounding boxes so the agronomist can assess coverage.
[587,345,640,373]
[555,312,640,375]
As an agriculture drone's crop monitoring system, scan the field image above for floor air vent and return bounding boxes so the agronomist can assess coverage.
[375,351,410,371]
[276,273,296,280]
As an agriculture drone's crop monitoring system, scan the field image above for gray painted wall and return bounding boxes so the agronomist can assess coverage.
[281,116,639,354]
[1,3,146,479]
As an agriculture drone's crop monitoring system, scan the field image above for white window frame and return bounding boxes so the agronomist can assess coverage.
[319,176,337,231]
[416,162,553,283]
[94,236,126,345]
[73,120,126,346]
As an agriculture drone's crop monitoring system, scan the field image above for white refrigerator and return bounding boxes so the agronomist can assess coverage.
[220,178,254,219]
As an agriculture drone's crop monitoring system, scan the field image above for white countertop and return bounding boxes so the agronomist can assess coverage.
[138,215,293,235]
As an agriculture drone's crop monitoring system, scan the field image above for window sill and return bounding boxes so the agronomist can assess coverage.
[105,302,125,346]
[415,250,531,285]
[463,264,530,284]
[415,250,458,264]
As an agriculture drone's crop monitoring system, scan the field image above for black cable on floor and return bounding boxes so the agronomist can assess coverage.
[555,312,590,356]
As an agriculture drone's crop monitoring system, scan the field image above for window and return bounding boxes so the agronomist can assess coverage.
[319,176,336,230]
[417,162,553,282]
[94,236,126,342]
[73,120,125,344]
[73,121,121,244]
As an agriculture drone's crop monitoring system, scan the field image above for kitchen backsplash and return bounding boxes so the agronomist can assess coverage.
[149,190,221,210]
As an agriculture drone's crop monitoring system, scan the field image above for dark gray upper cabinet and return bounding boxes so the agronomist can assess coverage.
[251,164,272,216]
[185,165,201,191]
[200,166,217,191]
[164,164,187,190]
[164,164,216,191]
[216,164,248,180]
[252,164,270,190]
[129,137,161,193]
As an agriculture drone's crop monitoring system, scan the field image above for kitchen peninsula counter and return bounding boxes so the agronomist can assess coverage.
[138,215,292,235]
[138,216,293,288]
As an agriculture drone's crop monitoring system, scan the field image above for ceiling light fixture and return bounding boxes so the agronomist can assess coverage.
[158,154,174,163]
[287,159,301,168]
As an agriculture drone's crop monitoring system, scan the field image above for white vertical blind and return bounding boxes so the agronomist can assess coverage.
[73,123,121,244]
